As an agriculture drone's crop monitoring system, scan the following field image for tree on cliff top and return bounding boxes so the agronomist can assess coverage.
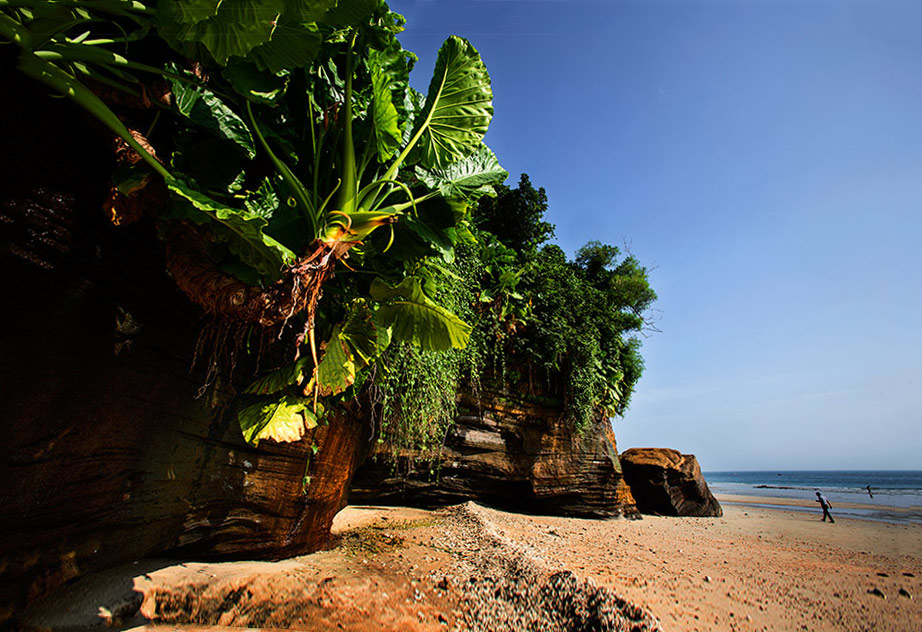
[475,174,555,253]
[466,176,657,427]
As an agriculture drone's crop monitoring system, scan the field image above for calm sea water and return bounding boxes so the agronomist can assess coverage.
[704,470,922,524]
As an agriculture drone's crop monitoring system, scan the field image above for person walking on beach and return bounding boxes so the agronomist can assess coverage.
[866,485,874,499]
[815,491,834,523]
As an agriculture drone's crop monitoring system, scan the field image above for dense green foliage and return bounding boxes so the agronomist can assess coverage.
[476,174,555,252]
[1,0,508,445]
[3,1,655,454]
[372,258,481,458]
[471,177,657,429]
[379,175,658,439]
[518,241,655,427]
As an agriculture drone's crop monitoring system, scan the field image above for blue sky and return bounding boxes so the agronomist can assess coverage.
[389,0,922,470]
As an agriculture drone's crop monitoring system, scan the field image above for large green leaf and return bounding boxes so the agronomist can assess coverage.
[416,144,507,201]
[166,178,296,279]
[288,0,346,22]
[244,177,282,219]
[377,301,471,351]
[368,42,409,162]
[168,68,256,158]
[401,87,425,147]
[408,36,493,169]
[249,19,322,73]
[244,357,311,395]
[160,0,220,27]
[238,393,317,445]
[158,0,375,67]
[158,0,284,65]
[373,312,393,354]
[320,0,379,27]
[341,300,381,366]
[370,277,471,350]
[313,300,381,395]
[315,325,356,396]
[403,216,455,264]
[222,59,290,105]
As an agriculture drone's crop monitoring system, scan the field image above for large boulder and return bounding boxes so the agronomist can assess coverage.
[350,385,639,519]
[619,448,722,517]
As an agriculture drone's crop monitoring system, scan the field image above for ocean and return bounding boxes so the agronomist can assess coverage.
[704,470,922,525]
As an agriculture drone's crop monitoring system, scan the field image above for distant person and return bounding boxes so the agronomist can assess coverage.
[866,485,874,499]
[815,491,835,523]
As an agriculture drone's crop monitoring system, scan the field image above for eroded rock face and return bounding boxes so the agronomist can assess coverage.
[0,88,371,623]
[619,448,722,517]
[350,386,638,518]
[0,188,371,622]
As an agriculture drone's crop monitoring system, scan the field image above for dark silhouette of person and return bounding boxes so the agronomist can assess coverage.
[815,491,834,523]
[866,485,874,499]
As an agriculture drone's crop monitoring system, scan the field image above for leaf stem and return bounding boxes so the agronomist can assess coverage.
[19,54,169,179]
[381,65,448,183]
[247,101,319,239]
[335,30,358,214]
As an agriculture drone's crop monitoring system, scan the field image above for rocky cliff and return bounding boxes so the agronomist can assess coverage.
[350,385,638,518]
[0,82,372,623]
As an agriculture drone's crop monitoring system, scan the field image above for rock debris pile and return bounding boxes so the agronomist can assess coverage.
[434,503,661,631]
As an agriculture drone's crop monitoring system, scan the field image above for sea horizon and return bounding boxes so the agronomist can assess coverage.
[705,468,922,472]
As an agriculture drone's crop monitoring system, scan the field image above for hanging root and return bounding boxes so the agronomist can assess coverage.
[163,222,351,328]
[191,317,249,398]
[172,229,355,390]
[190,315,284,397]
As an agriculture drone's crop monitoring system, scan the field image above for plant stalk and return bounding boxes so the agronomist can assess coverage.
[247,101,319,239]
[334,30,358,215]
[19,54,169,179]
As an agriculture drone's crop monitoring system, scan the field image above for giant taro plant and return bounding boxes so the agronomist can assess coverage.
[1,0,508,445]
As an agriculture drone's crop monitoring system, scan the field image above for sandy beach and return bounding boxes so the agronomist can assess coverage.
[484,495,922,631]
[25,496,922,631]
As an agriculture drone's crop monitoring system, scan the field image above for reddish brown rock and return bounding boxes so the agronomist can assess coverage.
[0,87,370,624]
[350,385,639,519]
[619,448,722,517]
[0,187,371,623]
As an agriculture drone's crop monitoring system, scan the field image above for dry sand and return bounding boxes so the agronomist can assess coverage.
[479,495,922,631]
[24,496,922,631]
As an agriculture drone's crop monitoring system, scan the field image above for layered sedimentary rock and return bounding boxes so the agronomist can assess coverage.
[350,386,638,518]
[619,448,722,517]
[0,82,370,623]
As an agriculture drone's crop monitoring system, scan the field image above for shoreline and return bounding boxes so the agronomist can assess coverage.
[716,493,922,512]
[716,492,922,526]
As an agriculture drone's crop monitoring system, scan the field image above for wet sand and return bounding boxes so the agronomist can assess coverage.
[719,492,922,514]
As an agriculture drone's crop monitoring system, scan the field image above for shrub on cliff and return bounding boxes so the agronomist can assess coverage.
[469,177,657,430]
[377,175,658,445]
